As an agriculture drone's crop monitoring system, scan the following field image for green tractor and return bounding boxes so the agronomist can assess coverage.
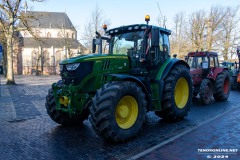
[231,46,240,90]
[45,16,192,142]
[221,61,237,76]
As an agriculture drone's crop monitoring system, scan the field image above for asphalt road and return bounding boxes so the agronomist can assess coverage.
[0,75,239,160]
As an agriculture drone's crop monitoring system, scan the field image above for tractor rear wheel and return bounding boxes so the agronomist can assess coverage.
[199,79,213,105]
[231,76,238,90]
[155,64,192,121]
[45,81,89,126]
[89,81,146,142]
[213,70,230,101]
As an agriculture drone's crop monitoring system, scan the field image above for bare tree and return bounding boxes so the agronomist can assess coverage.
[57,26,76,58]
[220,6,240,60]
[156,2,167,28]
[206,5,228,51]
[0,0,44,84]
[82,4,111,52]
[170,12,189,58]
[187,10,206,51]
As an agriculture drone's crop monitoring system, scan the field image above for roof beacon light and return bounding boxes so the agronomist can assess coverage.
[145,15,150,25]
[103,24,107,32]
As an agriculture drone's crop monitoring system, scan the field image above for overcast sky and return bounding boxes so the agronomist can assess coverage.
[27,0,240,42]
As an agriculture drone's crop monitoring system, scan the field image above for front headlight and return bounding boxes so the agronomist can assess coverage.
[66,63,80,71]
[59,64,63,71]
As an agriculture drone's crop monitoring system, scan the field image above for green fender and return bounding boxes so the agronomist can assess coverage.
[153,58,190,110]
[108,74,152,110]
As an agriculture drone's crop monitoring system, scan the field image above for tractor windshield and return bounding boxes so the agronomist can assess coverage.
[187,56,209,68]
[110,31,144,55]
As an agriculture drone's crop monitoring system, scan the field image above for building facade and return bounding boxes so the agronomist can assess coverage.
[17,11,86,75]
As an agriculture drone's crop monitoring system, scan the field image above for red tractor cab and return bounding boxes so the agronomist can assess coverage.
[186,51,230,104]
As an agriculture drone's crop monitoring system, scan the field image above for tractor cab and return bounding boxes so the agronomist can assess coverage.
[92,16,171,74]
[186,51,220,85]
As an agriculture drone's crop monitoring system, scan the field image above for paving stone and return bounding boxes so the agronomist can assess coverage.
[0,75,239,160]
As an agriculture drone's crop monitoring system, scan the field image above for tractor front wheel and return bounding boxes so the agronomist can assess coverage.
[89,81,146,142]
[213,70,230,101]
[155,64,192,121]
[45,85,89,126]
[199,79,213,105]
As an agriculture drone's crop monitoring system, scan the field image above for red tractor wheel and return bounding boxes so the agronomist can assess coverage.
[199,79,213,105]
[213,70,230,101]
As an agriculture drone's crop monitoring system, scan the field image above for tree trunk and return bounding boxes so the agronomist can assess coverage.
[6,36,16,85]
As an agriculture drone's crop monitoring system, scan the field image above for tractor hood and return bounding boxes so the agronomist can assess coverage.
[59,54,129,64]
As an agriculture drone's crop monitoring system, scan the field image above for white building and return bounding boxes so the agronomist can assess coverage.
[17,11,86,75]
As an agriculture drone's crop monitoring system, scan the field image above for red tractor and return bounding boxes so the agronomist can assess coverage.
[186,51,230,105]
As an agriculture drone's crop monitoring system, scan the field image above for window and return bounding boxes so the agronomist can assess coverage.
[209,57,215,67]
[55,51,61,66]
[163,33,170,54]
[57,31,62,38]
[31,50,38,67]
[214,57,219,67]
[111,31,144,55]
[43,50,50,66]
[47,32,51,38]
[24,31,28,37]
[35,30,41,37]
[159,33,164,52]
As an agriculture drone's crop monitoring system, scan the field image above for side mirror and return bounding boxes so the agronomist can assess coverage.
[151,27,159,47]
[202,62,209,69]
[92,39,96,53]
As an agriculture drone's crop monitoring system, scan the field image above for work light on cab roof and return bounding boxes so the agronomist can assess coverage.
[145,15,150,24]
[103,24,107,32]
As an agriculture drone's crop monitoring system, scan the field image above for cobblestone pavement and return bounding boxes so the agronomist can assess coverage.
[0,75,239,160]
[132,106,240,160]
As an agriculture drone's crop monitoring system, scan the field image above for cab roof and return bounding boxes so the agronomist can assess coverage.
[106,24,171,36]
[188,51,218,57]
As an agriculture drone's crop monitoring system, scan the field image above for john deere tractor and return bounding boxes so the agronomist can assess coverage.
[45,16,192,142]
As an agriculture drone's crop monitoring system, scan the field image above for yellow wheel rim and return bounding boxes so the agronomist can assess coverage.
[174,77,189,109]
[59,96,69,107]
[115,96,138,129]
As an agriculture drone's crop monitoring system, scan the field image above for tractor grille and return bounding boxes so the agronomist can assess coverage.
[60,61,94,85]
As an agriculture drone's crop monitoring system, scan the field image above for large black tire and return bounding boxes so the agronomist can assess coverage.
[231,76,238,90]
[199,79,213,105]
[155,64,192,121]
[89,81,146,142]
[213,70,230,101]
[45,82,89,126]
